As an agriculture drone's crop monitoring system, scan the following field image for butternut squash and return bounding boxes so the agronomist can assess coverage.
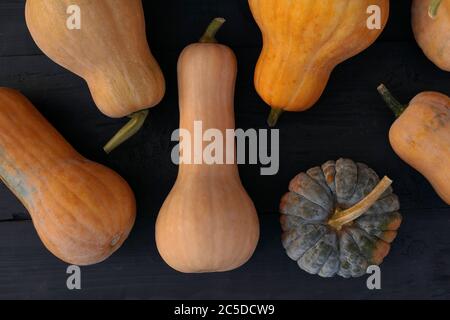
[378,84,450,205]
[412,0,450,72]
[249,0,390,126]
[25,0,166,152]
[155,19,260,273]
[0,88,136,265]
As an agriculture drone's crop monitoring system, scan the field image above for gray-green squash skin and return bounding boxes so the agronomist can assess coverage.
[280,159,402,278]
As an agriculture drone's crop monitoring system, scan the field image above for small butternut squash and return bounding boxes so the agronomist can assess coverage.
[155,19,260,273]
[25,0,166,152]
[0,88,136,265]
[412,0,450,71]
[378,84,450,205]
[248,0,390,126]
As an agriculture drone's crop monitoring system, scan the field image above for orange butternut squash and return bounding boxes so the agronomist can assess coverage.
[412,0,450,71]
[25,0,166,152]
[249,0,390,126]
[0,88,136,265]
[155,19,260,273]
[378,84,450,205]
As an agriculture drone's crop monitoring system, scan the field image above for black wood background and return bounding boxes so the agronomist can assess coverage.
[0,0,449,300]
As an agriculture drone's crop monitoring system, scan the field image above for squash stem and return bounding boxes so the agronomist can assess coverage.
[328,176,393,230]
[429,0,443,18]
[200,17,226,43]
[377,84,407,118]
[267,108,284,127]
[103,110,149,154]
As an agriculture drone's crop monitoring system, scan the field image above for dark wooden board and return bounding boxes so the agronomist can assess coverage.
[0,0,449,300]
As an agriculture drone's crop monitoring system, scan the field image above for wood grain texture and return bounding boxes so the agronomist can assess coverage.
[0,0,449,299]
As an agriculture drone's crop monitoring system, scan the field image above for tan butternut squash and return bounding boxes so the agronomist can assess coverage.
[155,19,260,273]
[25,0,166,152]
[378,84,450,205]
[412,0,450,71]
[249,0,390,126]
[0,88,136,265]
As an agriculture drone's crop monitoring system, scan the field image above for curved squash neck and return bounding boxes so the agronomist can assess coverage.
[0,92,80,204]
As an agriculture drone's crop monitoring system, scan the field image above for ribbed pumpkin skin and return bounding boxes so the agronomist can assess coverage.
[249,0,389,112]
[390,92,450,204]
[281,159,402,278]
[0,88,136,265]
[412,0,450,71]
[25,0,165,118]
[155,44,260,273]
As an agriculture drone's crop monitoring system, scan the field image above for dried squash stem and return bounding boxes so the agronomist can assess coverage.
[268,108,284,127]
[104,110,149,154]
[200,18,226,44]
[328,176,393,230]
[377,84,407,118]
[429,0,443,19]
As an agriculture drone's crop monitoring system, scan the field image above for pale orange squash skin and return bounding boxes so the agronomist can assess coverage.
[155,44,260,273]
[0,88,136,265]
[390,92,450,205]
[412,0,450,71]
[249,0,389,112]
[25,0,165,118]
